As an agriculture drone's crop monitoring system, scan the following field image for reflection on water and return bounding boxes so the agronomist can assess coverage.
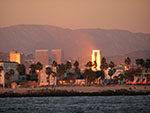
[0,96,150,113]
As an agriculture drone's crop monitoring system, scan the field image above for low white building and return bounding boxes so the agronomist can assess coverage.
[0,70,5,88]
[75,79,86,85]
[49,73,57,86]
[39,69,57,86]
[0,61,19,88]
[104,68,111,79]
[39,69,48,86]
[112,67,125,79]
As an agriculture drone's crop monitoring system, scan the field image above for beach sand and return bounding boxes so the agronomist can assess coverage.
[0,85,150,95]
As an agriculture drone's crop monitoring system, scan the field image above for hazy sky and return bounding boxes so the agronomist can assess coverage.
[0,0,149,33]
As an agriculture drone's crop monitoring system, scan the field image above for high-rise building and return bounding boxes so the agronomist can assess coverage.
[35,49,48,67]
[51,49,63,64]
[91,50,101,71]
[10,51,23,64]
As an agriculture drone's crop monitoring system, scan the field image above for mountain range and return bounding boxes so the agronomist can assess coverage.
[0,24,150,61]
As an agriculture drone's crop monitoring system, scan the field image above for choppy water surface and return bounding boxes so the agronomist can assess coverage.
[0,96,150,113]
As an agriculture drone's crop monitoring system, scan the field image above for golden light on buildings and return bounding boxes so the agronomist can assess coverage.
[10,52,21,64]
[91,50,101,71]
[124,66,129,71]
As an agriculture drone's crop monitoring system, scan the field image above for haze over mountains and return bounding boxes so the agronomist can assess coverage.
[0,24,150,60]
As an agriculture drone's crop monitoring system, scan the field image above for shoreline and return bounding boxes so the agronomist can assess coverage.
[0,85,150,97]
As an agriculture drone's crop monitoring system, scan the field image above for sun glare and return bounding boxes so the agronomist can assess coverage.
[91,50,101,71]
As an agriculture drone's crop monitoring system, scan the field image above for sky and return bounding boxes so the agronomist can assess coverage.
[0,0,149,33]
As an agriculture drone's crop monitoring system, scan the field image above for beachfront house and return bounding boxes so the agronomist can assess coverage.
[75,79,86,85]
[0,61,19,88]
[0,69,5,88]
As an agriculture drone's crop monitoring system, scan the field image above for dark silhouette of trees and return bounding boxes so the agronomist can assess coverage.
[73,60,79,68]
[9,69,15,77]
[29,64,36,74]
[86,61,93,69]
[16,64,26,79]
[5,69,15,87]
[125,71,134,81]
[83,69,96,85]
[100,70,105,85]
[36,62,43,72]
[108,61,116,83]
[16,64,26,75]
[73,60,80,76]
[0,66,3,73]
[145,59,150,70]
[95,70,105,85]
[29,62,43,74]
[52,61,57,67]
[101,57,108,70]
[118,74,125,84]
[45,67,52,76]
[136,58,145,68]
[29,62,43,81]
[57,64,66,77]
[125,57,131,67]
[108,69,115,82]
[67,72,75,82]
[52,61,57,73]
[109,61,115,69]
[66,61,72,70]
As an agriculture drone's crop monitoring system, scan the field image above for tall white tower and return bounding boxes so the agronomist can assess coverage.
[91,50,101,71]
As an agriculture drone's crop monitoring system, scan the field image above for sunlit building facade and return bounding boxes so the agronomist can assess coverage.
[51,49,63,64]
[35,49,49,67]
[10,51,23,64]
[91,50,101,71]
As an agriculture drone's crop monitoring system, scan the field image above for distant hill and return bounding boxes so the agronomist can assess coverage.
[106,50,150,64]
[0,24,150,59]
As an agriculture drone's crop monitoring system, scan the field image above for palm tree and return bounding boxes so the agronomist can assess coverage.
[100,70,105,85]
[57,64,66,78]
[29,63,37,81]
[108,69,115,83]
[136,59,141,67]
[46,67,52,76]
[125,71,134,81]
[0,66,3,73]
[67,72,75,83]
[85,61,93,69]
[83,69,96,85]
[73,60,79,68]
[73,61,80,76]
[16,64,26,79]
[52,61,57,67]
[145,59,150,71]
[118,74,125,84]
[5,72,11,87]
[5,69,15,88]
[36,62,43,72]
[101,57,108,70]
[52,61,57,72]
[136,58,145,68]
[29,63,36,74]
[45,67,52,85]
[125,57,131,68]
[66,61,72,70]
[109,61,115,69]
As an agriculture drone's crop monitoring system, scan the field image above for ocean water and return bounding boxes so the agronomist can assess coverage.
[0,96,150,113]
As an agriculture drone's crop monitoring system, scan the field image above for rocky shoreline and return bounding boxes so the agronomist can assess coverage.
[0,85,150,97]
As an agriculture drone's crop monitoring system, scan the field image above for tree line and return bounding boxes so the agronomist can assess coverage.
[0,57,150,87]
